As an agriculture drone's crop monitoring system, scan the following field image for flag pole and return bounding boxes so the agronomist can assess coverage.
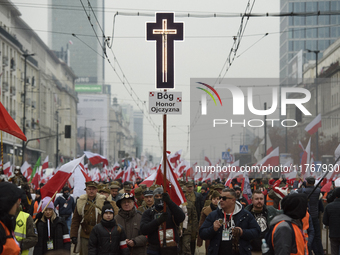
[34,190,58,224]
[307,154,340,199]
[162,90,167,247]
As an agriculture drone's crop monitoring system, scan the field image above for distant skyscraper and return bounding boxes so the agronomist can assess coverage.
[280,0,340,83]
[48,0,104,84]
[134,111,144,158]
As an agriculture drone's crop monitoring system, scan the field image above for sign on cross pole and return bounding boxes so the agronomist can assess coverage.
[146,13,184,89]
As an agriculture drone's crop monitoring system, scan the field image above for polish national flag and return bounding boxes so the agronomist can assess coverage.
[298,141,304,151]
[113,162,120,171]
[254,147,279,170]
[84,151,109,167]
[224,160,241,187]
[301,138,311,176]
[21,161,32,181]
[139,170,157,187]
[115,169,124,180]
[205,156,212,166]
[254,134,273,161]
[169,150,182,168]
[40,155,85,199]
[155,156,186,206]
[3,162,12,177]
[42,156,49,171]
[123,166,135,183]
[305,114,322,135]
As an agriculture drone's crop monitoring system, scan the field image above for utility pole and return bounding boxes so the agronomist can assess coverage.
[21,52,35,165]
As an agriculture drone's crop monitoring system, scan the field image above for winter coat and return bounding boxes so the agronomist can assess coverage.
[70,193,106,239]
[115,208,147,255]
[54,195,76,218]
[244,204,282,251]
[88,219,129,255]
[269,214,305,255]
[33,212,70,255]
[297,186,321,218]
[140,201,185,252]
[199,201,261,255]
[323,198,340,238]
[197,203,217,251]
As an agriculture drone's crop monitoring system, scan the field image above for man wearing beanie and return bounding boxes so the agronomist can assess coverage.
[34,197,70,255]
[0,182,25,255]
[88,201,129,255]
[140,187,185,254]
[71,181,106,255]
[269,193,308,255]
[54,187,76,233]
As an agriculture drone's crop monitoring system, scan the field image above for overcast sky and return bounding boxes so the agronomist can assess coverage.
[12,0,280,162]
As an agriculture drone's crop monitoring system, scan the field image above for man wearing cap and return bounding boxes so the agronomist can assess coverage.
[297,176,323,255]
[54,187,76,233]
[70,181,106,255]
[140,187,185,255]
[323,187,340,255]
[115,193,147,255]
[134,187,144,207]
[109,181,120,202]
[326,178,340,203]
[138,190,154,214]
[234,185,248,207]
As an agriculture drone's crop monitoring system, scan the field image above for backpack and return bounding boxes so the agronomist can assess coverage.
[263,220,295,255]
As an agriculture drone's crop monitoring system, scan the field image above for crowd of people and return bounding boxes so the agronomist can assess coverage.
[1,167,340,255]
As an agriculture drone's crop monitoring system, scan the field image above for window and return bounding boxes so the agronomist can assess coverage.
[306,28,317,38]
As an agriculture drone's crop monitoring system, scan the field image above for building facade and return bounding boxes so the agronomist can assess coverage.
[0,0,78,167]
[48,0,104,85]
[280,0,340,83]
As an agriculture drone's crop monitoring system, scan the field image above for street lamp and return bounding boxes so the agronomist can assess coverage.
[21,52,35,165]
[306,49,320,160]
[84,119,95,152]
[56,108,70,167]
[99,126,110,155]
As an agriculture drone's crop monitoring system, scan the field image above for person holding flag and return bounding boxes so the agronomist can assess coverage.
[70,181,106,255]
[140,187,185,255]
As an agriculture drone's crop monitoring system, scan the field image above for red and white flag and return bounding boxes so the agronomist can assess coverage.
[301,138,311,176]
[204,156,212,166]
[254,147,279,169]
[305,114,322,135]
[42,156,49,171]
[254,134,273,161]
[225,160,241,187]
[84,151,109,167]
[40,155,85,199]
[155,156,186,206]
[298,141,304,151]
[139,171,157,187]
[3,161,12,177]
[122,166,135,183]
[169,150,182,168]
[21,161,32,181]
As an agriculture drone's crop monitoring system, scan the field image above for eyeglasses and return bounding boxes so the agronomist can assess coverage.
[219,196,234,201]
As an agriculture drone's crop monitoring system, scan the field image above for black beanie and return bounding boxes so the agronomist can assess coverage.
[101,201,114,217]
[281,193,308,220]
[0,182,24,215]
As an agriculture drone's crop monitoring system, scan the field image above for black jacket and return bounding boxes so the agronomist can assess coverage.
[194,192,204,221]
[323,198,340,238]
[140,200,185,252]
[54,195,76,217]
[88,219,129,255]
[33,214,70,255]
[297,186,321,218]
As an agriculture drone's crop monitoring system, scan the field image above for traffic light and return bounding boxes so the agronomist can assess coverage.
[65,125,71,138]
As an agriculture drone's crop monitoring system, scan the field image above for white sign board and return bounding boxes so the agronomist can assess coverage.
[149,91,182,114]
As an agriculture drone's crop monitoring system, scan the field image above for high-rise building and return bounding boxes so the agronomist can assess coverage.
[134,111,144,158]
[48,0,104,84]
[280,0,340,83]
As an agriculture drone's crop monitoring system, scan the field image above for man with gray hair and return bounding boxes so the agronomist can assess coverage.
[140,187,185,255]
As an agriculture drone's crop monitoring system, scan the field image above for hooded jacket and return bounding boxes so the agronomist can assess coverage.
[33,212,70,255]
[199,201,260,255]
[269,214,304,255]
[115,208,147,255]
